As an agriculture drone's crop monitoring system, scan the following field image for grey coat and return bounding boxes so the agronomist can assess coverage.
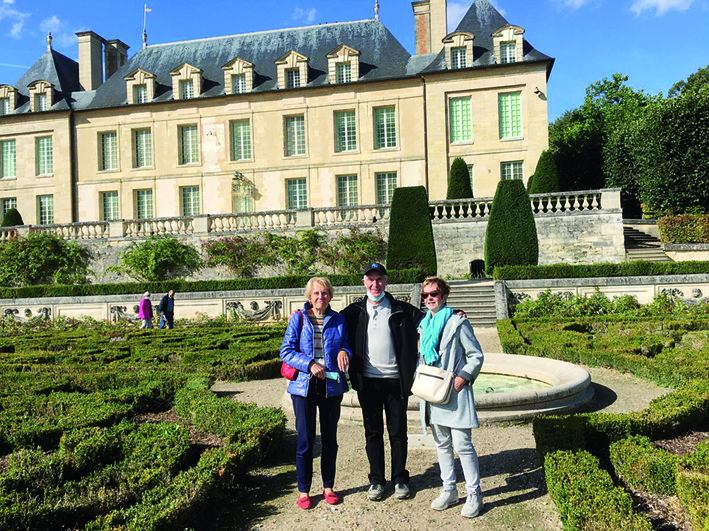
[419,314,484,430]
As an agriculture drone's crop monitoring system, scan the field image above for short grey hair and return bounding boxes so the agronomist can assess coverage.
[304,277,334,300]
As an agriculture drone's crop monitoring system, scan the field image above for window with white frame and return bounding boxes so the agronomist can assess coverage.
[36,137,53,175]
[100,132,118,171]
[500,42,516,64]
[336,63,352,84]
[179,125,199,165]
[286,69,300,89]
[180,79,194,99]
[1,197,17,220]
[101,191,119,221]
[375,172,397,204]
[499,92,522,139]
[374,107,396,149]
[232,74,246,94]
[181,186,200,216]
[467,164,474,197]
[134,129,152,168]
[337,175,358,207]
[35,93,48,112]
[449,97,472,143]
[37,195,54,225]
[451,47,467,69]
[0,98,10,115]
[335,111,357,152]
[285,115,306,156]
[286,178,307,209]
[135,189,154,219]
[134,84,148,104]
[231,120,251,161]
[501,161,524,181]
[1,140,16,178]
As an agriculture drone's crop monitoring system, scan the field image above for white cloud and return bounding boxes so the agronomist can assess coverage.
[488,0,507,16]
[447,2,469,31]
[292,6,317,23]
[2,0,16,5]
[0,2,30,38]
[549,0,596,9]
[630,0,695,15]
[40,15,63,34]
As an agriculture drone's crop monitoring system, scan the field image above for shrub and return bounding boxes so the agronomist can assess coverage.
[528,150,560,194]
[318,227,387,274]
[494,260,709,280]
[1,208,24,227]
[386,186,437,275]
[0,232,90,287]
[610,435,679,494]
[265,230,323,275]
[203,234,276,277]
[677,440,709,531]
[484,179,538,276]
[658,214,709,244]
[446,157,473,199]
[110,235,202,282]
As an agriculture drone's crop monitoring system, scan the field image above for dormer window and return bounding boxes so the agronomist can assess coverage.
[124,68,156,104]
[442,32,474,71]
[492,25,525,65]
[170,63,203,100]
[0,98,9,115]
[275,50,309,90]
[222,57,254,94]
[0,85,17,115]
[327,44,360,84]
[28,80,53,112]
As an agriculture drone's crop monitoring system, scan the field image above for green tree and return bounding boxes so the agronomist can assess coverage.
[386,186,437,275]
[1,208,24,227]
[111,235,201,282]
[446,157,473,199]
[484,179,538,276]
[528,150,560,194]
[669,64,709,97]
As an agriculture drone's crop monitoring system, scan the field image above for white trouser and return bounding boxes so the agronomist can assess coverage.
[430,423,481,494]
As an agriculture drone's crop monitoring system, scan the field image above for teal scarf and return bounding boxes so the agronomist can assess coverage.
[418,305,454,365]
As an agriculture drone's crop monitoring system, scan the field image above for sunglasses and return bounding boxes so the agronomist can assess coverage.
[421,291,440,300]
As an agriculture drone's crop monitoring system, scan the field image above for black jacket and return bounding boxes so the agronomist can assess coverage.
[341,292,424,398]
[158,294,174,315]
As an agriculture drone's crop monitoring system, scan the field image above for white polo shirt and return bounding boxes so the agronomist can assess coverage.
[363,297,399,378]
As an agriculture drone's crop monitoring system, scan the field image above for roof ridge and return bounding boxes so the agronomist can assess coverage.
[147,19,378,49]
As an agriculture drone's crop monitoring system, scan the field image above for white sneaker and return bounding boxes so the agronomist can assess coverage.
[430,489,458,511]
[461,492,483,518]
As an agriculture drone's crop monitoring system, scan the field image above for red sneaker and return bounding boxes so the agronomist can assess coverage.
[323,490,340,505]
[297,495,311,510]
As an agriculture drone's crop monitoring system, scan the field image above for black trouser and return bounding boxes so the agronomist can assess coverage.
[357,377,409,486]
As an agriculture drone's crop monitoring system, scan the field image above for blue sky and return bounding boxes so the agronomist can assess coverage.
[1,0,707,121]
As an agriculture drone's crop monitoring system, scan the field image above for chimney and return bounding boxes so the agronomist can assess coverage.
[412,0,447,55]
[76,31,105,90]
[104,39,130,80]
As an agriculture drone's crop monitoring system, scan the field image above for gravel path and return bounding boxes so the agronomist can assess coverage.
[208,327,671,531]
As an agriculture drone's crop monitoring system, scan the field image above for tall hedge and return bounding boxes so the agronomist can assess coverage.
[1,208,24,227]
[446,157,473,199]
[484,179,538,276]
[386,186,437,275]
[528,150,560,194]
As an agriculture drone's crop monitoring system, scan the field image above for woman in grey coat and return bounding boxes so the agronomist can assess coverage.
[417,276,484,518]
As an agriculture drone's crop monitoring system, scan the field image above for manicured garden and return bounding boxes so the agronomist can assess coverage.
[0,320,287,530]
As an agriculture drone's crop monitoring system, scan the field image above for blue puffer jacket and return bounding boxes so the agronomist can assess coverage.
[280,303,352,397]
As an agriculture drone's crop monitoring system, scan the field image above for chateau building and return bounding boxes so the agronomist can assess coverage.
[0,0,553,225]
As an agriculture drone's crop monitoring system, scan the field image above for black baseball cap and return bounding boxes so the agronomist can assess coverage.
[364,263,387,276]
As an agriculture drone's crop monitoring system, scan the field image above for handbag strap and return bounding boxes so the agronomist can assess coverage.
[295,310,303,353]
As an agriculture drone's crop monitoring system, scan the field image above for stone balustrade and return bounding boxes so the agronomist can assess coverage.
[0,189,620,242]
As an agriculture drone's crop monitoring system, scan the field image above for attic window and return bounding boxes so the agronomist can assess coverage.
[180,80,194,99]
[326,44,360,85]
[1,98,10,115]
[134,85,148,104]
[500,42,516,64]
[124,69,156,105]
[336,63,352,83]
[442,32,474,72]
[170,63,203,101]
[232,74,246,94]
[36,94,48,111]
[451,47,467,69]
[0,85,17,114]
[221,57,254,95]
[286,69,300,89]
[275,50,309,90]
[492,25,525,65]
[28,80,53,112]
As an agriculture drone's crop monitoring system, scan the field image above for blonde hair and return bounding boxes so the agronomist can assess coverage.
[304,277,334,300]
[422,276,451,297]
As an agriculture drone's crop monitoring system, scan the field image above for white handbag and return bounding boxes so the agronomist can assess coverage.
[411,364,455,404]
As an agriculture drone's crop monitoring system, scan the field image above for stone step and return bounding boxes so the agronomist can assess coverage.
[623,225,671,261]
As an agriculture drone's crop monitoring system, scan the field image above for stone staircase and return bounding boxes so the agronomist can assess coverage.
[444,280,497,327]
[623,226,671,262]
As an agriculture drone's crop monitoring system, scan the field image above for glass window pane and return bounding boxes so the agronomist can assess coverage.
[501,161,524,181]
[37,195,54,225]
[1,197,17,220]
[286,69,300,89]
[287,179,307,209]
[1,140,16,178]
[375,172,397,204]
[232,74,246,94]
[100,132,118,171]
[136,189,153,219]
[451,47,466,69]
[335,111,357,152]
[181,186,200,216]
[134,129,152,168]
[501,42,516,64]
[231,120,252,160]
[36,137,53,175]
[499,92,522,139]
[374,107,396,149]
[234,194,253,213]
[285,116,305,156]
[134,84,147,104]
[180,79,194,99]
[35,93,47,111]
[449,98,472,143]
[336,63,352,84]
[1,98,10,115]
[180,125,199,164]
[337,175,358,207]
[101,191,119,221]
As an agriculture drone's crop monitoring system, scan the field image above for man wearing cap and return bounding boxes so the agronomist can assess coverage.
[341,263,424,501]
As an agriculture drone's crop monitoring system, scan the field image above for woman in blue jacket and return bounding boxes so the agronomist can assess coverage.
[280,277,351,509]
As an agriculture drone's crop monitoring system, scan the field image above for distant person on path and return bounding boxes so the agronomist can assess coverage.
[418,276,484,518]
[280,277,351,510]
[138,292,153,329]
[158,290,175,329]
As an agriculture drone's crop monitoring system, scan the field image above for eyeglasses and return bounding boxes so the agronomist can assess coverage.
[421,291,440,300]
